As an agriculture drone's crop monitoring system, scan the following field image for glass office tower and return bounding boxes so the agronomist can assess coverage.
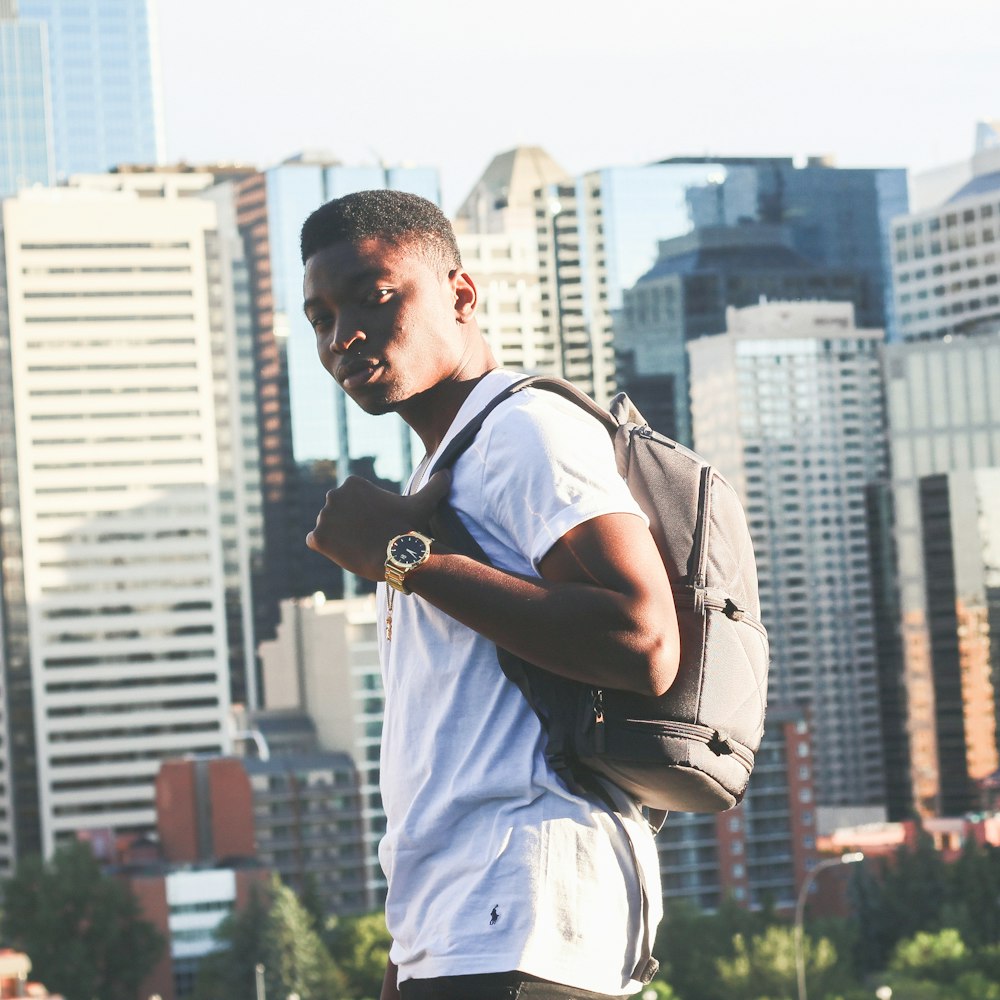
[0,3,55,196]
[235,158,441,619]
[262,159,440,474]
[18,0,164,176]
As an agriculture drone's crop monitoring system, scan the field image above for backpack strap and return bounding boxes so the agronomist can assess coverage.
[425,375,664,979]
[429,374,615,477]
[426,374,615,800]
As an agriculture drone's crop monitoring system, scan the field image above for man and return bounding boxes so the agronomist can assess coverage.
[301,190,679,1000]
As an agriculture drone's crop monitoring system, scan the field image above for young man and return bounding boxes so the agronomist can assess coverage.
[300,190,680,1000]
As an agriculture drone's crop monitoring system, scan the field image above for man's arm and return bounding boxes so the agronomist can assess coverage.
[380,955,399,1000]
[307,473,679,696]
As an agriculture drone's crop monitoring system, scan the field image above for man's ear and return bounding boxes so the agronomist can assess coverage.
[451,269,477,323]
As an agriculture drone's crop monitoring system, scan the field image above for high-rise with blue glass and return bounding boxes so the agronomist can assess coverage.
[16,0,164,178]
[0,0,55,196]
[235,156,441,629]
[534,161,742,405]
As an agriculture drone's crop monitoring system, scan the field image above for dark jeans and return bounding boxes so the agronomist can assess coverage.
[399,971,628,1000]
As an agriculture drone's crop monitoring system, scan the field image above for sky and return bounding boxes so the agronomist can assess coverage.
[155,0,1000,214]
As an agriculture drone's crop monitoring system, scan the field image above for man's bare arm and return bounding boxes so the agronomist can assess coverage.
[380,956,399,1000]
[307,473,679,696]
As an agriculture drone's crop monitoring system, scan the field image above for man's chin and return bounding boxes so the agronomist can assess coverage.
[343,388,398,417]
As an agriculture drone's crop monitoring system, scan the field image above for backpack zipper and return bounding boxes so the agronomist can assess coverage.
[673,590,768,637]
[593,689,606,753]
[620,718,756,770]
[689,465,713,609]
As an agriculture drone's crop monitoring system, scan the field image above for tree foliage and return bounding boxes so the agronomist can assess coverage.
[325,910,393,999]
[193,880,270,1000]
[194,875,345,1000]
[655,897,770,1000]
[0,841,164,1000]
[873,928,1000,1000]
[715,924,845,1000]
[852,836,1000,974]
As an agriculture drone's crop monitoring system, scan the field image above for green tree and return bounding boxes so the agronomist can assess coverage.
[643,979,681,1000]
[193,880,270,1000]
[297,872,330,933]
[261,875,345,999]
[851,833,949,973]
[864,928,1000,1000]
[195,875,345,1000]
[942,841,1000,948]
[715,924,843,1000]
[656,897,769,1000]
[1,841,164,1000]
[325,910,393,999]
[889,927,968,981]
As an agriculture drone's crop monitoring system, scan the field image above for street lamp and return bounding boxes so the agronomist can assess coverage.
[794,852,864,1000]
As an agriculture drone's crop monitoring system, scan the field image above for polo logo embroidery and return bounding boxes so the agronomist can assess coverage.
[490,905,500,925]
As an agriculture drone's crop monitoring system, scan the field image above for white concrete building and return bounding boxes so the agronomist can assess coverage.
[454,146,569,377]
[457,230,553,373]
[688,301,888,809]
[0,171,259,859]
[166,867,240,994]
[892,142,1000,342]
[258,594,386,911]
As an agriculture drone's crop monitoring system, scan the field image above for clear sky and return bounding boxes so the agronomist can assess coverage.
[155,0,1000,213]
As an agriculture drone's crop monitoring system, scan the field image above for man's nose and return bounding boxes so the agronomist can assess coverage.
[328,318,365,355]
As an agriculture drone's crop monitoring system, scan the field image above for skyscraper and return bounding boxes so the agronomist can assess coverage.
[874,328,1000,817]
[614,224,870,445]
[534,161,735,404]
[534,156,906,407]
[234,156,441,623]
[453,146,569,374]
[688,302,888,809]
[918,469,1000,814]
[0,0,55,197]
[890,152,1000,342]
[17,0,164,177]
[0,170,259,858]
[258,594,387,912]
[678,156,907,336]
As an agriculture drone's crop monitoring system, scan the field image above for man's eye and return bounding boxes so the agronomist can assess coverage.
[364,288,393,305]
[310,314,333,333]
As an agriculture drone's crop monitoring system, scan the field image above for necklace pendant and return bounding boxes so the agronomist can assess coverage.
[385,611,393,642]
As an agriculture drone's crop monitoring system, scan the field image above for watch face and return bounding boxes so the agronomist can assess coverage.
[389,534,427,565]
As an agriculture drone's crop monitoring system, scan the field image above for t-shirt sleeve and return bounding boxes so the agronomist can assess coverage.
[476,393,647,572]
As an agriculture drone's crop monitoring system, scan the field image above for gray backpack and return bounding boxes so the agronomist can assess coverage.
[429,375,769,816]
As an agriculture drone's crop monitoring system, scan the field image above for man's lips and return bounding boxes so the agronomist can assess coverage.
[337,359,382,390]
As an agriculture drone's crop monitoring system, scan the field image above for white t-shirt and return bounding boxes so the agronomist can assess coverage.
[377,370,662,994]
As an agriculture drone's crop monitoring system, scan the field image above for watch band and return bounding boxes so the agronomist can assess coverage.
[384,531,433,595]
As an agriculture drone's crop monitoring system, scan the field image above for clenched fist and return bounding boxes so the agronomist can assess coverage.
[306,469,452,581]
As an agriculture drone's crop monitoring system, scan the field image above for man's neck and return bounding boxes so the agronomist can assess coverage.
[401,365,498,454]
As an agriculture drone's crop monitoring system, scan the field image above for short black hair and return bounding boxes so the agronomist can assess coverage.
[300,189,462,270]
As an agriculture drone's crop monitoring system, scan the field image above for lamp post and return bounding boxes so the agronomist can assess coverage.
[794,852,864,1000]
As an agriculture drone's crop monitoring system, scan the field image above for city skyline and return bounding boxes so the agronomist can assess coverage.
[154,0,999,212]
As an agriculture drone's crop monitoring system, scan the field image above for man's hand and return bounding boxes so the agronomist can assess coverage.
[306,470,451,581]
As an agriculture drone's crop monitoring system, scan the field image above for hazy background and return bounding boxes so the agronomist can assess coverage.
[155,0,1000,212]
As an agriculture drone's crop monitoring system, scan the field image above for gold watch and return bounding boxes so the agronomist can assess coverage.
[384,531,434,594]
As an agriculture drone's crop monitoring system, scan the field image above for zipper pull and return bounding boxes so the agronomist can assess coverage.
[593,690,606,754]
